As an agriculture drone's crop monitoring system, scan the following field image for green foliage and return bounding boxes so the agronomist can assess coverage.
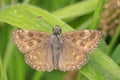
[0,0,120,80]
[111,44,120,64]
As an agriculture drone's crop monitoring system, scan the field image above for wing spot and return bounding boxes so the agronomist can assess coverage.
[64,35,70,39]
[29,55,33,59]
[33,64,37,68]
[70,34,74,37]
[27,41,34,47]
[28,32,34,37]
[38,34,43,37]
[71,62,74,65]
[72,52,76,56]
[72,39,77,42]
[39,62,42,65]
[21,46,26,50]
[18,34,25,39]
[76,56,80,60]
[87,45,92,49]
[42,66,45,69]
[79,32,85,37]
[77,65,79,67]
[67,66,70,69]
[36,39,41,43]
[19,30,23,33]
[79,41,85,47]
[33,56,37,59]
[35,61,38,64]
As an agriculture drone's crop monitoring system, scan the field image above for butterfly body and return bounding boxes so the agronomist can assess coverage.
[49,35,62,69]
[13,25,102,71]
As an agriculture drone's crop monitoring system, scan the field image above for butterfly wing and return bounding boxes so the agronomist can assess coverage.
[25,42,54,71]
[13,30,50,53]
[62,30,102,53]
[13,30,53,71]
[59,41,88,71]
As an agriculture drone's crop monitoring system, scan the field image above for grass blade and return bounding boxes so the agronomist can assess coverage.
[81,49,120,80]
[52,0,98,19]
[90,0,106,29]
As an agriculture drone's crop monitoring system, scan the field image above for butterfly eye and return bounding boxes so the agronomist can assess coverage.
[52,25,62,35]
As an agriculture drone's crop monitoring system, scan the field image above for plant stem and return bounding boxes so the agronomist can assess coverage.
[108,25,120,55]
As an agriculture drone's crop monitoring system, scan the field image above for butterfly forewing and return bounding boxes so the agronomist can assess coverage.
[62,30,102,53]
[13,30,50,53]
[59,41,88,71]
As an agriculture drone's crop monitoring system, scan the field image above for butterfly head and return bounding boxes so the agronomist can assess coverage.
[53,25,62,35]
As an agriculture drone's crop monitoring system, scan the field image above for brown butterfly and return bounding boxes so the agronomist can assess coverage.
[12,25,102,71]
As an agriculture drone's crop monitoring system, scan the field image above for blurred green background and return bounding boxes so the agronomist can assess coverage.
[0,0,120,80]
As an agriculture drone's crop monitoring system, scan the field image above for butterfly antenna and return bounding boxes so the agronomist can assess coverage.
[61,24,66,28]
[37,16,54,28]
[38,16,68,29]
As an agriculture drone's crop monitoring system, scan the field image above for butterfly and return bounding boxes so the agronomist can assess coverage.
[12,25,102,71]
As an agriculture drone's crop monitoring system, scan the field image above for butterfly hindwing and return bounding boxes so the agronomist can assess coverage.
[59,41,88,71]
[25,42,54,71]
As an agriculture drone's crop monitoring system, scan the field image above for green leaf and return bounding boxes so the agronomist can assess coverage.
[52,0,98,19]
[81,49,120,80]
[31,72,44,80]
[0,24,12,57]
[75,13,93,30]
[90,0,106,29]
[0,4,73,33]
[0,56,7,80]
[98,40,109,54]
[28,0,77,11]
[42,71,64,80]
[108,25,120,55]
[0,25,15,80]
[111,44,120,64]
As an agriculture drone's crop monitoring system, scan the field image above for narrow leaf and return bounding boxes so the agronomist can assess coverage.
[52,0,98,19]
